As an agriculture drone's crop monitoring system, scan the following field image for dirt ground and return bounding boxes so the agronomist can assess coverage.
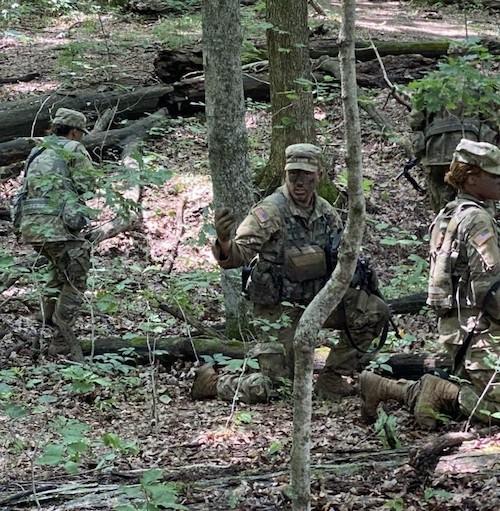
[1,1,500,510]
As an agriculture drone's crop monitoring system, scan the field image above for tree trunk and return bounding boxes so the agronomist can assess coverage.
[0,86,172,143]
[202,0,254,338]
[260,0,315,192]
[291,2,363,509]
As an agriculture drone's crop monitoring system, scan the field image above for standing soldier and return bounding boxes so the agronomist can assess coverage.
[360,139,500,428]
[410,108,498,213]
[17,108,96,361]
[192,143,390,403]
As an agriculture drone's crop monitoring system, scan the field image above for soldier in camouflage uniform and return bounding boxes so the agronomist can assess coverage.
[192,144,390,403]
[360,139,500,428]
[19,108,96,361]
[410,108,499,213]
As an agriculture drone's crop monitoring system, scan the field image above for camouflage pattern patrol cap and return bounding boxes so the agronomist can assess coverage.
[285,143,322,172]
[452,139,500,175]
[52,108,89,134]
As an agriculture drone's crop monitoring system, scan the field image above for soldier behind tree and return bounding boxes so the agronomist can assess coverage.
[409,47,499,213]
[191,143,390,403]
[18,108,96,361]
[359,139,500,428]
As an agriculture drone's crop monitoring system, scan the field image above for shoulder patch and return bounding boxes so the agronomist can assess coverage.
[253,207,270,223]
[471,228,494,248]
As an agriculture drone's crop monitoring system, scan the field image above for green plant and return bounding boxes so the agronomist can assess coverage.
[201,353,260,373]
[407,42,499,126]
[60,365,112,394]
[383,497,404,511]
[367,353,393,374]
[424,487,453,503]
[37,418,91,474]
[117,469,187,510]
[374,409,400,449]
[153,13,202,49]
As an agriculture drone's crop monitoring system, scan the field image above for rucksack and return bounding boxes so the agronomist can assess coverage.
[10,147,46,231]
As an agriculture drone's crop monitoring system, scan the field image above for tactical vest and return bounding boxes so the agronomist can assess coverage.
[246,191,337,305]
[19,137,90,242]
[427,200,481,309]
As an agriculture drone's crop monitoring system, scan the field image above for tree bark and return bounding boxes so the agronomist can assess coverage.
[202,0,254,338]
[0,86,172,143]
[260,0,316,192]
[291,2,363,509]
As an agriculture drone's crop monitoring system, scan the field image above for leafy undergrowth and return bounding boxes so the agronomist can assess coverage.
[2,1,500,510]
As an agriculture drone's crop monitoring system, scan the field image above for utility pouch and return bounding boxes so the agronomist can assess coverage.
[62,203,88,232]
[245,259,282,305]
[284,245,327,282]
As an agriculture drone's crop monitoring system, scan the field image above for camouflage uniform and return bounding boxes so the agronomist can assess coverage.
[19,108,95,360]
[410,109,499,213]
[208,145,389,403]
[360,139,500,427]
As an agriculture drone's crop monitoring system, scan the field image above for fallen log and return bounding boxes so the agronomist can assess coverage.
[410,427,500,478]
[0,109,170,167]
[0,85,172,143]
[308,37,500,61]
[81,335,248,360]
[0,72,40,84]
[383,353,452,380]
[388,292,427,315]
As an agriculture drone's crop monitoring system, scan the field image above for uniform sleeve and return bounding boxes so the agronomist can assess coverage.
[462,212,500,319]
[212,202,281,269]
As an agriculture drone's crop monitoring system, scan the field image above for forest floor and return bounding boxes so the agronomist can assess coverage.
[1,1,500,510]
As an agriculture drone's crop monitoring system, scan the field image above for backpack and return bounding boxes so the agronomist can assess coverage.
[10,147,46,231]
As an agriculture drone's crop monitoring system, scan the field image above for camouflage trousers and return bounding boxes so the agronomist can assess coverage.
[217,287,390,403]
[406,312,500,424]
[34,240,90,358]
[425,164,456,213]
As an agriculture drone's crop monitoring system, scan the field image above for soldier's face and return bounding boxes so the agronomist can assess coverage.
[465,170,500,201]
[286,169,319,206]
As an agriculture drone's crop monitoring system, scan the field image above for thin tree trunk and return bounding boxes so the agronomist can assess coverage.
[259,0,315,192]
[291,1,363,509]
[202,0,254,338]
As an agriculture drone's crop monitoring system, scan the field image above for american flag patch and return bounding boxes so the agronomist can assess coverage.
[254,207,270,223]
[472,228,494,247]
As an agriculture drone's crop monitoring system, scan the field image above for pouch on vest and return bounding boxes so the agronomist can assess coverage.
[245,259,282,305]
[284,245,327,282]
[427,202,479,309]
[62,202,89,232]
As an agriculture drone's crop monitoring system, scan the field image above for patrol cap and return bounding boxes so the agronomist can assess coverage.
[452,139,500,175]
[52,108,89,134]
[285,143,322,172]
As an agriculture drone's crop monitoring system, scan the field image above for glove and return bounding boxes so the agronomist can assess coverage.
[214,207,236,242]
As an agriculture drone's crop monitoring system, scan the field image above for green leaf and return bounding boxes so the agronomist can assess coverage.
[38,394,58,404]
[159,393,172,404]
[141,468,164,486]
[268,440,283,455]
[64,460,80,474]
[4,403,28,419]
[37,444,64,465]
[235,411,253,424]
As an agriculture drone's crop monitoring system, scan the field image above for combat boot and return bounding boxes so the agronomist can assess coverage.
[413,374,459,429]
[191,365,218,400]
[315,371,357,400]
[359,370,411,423]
